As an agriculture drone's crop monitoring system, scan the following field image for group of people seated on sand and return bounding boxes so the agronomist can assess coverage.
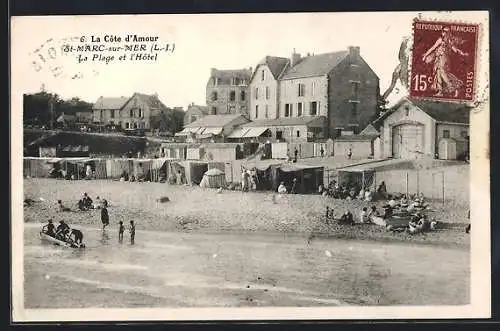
[319,180,389,202]
[325,195,439,235]
[56,192,108,212]
[41,219,84,246]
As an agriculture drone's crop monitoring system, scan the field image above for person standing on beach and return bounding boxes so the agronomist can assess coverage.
[101,201,109,231]
[129,221,136,244]
[118,221,125,242]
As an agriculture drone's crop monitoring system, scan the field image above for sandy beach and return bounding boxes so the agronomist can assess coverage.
[23,178,470,249]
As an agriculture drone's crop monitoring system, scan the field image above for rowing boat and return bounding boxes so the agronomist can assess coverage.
[39,231,85,248]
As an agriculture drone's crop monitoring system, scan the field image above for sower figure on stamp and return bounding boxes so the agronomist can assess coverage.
[421,26,469,97]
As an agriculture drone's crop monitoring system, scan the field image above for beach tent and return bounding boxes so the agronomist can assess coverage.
[106,158,134,179]
[276,164,324,194]
[336,164,376,191]
[199,168,226,189]
[241,159,283,191]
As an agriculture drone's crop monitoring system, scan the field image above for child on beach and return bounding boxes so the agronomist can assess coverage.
[118,221,125,242]
[129,220,135,244]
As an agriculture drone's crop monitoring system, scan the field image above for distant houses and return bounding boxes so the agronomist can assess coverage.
[92,93,168,130]
[184,103,209,127]
[180,46,380,144]
[206,68,253,116]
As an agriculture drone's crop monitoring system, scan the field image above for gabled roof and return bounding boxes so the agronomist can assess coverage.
[185,114,247,128]
[392,97,470,124]
[123,93,167,110]
[186,104,209,115]
[93,96,129,110]
[208,69,252,85]
[280,51,349,80]
[243,116,326,127]
[252,56,290,81]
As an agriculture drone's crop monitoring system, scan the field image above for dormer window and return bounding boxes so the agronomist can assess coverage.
[261,70,265,81]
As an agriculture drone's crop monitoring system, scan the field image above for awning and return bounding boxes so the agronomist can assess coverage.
[243,127,268,138]
[175,127,200,136]
[279,164,323,172]
[227,127,250,138]
[201,127,223,135]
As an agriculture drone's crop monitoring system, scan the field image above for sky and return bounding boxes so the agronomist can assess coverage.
[11,11,489,109]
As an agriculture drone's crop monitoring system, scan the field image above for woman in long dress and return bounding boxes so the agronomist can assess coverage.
[421,27,469,97]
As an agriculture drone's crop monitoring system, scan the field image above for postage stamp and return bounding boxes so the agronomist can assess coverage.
[410,19,480,103]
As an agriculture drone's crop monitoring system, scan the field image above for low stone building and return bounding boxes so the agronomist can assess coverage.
[376,97,470,160]
[184,104,209,127]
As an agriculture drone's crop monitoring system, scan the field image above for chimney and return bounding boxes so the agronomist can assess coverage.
[210,68,217,77]
[290,49,301,67]
[348,46,360,59]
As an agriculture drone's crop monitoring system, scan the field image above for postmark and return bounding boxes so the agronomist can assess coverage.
[29,36,98,80]
[410,19,480,103]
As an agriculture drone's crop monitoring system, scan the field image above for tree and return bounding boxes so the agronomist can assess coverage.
[23,92,93,127]
[150,108,185,135]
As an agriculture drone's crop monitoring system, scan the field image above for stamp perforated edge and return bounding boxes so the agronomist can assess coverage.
[408,14,484,107]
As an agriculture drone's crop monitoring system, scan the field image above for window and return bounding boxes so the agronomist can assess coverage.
[211,91,218,101]
[276,130,283,140]
[129,109,133,117]
[348,125,359,134]
[230,91,236,101]
[110,109,115,118]
[461,131,468,138]
[297,102,303,116]
[265,105,269,118]
[285,103,293,117]
[241,90,246,101]
[265,86,270,100]
[311,82,316,96]
[191,115,197,123]
[443,130,450,138]
[100,110,104,118]
[310,101,318,115]
[351,103,358,118]
[254,87,259,100]
[296,130,301,138]
[261,70,265,81]
[133,123,138,129]
[255,105,259,119]
[298,83,305,97]
[139,109,143,117]
[351,81,360,98]
[125,122,130,129]
[211,107,217,115]
[233,78,239,85]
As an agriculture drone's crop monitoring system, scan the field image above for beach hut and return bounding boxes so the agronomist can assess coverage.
[199,168,226,189]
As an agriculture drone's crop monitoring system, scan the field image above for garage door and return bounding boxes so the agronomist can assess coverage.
[392,124,424,159]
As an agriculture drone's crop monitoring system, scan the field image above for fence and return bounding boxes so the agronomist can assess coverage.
[374,166,469,204]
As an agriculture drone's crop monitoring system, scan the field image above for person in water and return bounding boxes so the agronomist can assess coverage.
[55,220,70,240]
[129,220,135,244]
[118,221,125,242]
[69,228,84,245]
[43,219,55,237]
[101,204,109,230]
